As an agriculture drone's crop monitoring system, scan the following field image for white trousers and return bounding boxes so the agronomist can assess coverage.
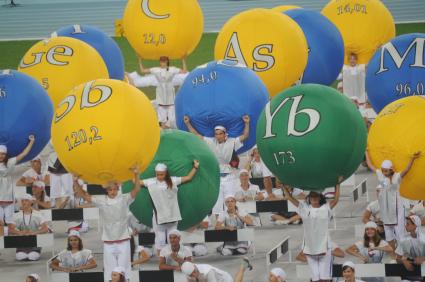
[157,105,176,128]
[306,249,333,282]
[103,240,131,281]
[50,173,73,199]
[0,203,14,225]
[212,175,235,215]
[152,214,178,252]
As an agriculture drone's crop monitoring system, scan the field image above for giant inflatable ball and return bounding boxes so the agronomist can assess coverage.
[51,79,160,185]
[256,84,367,190]
[366,33,425,113]
[123,0,203,60]
[368,96,425,200]
[0,70,53,162]
[122,130,220,230]
[214,8,308,97]
[322,0,395,64]
[175,60,269,154]
[18,36,109,107]
[54,25,125,80]
[284,9,344,85]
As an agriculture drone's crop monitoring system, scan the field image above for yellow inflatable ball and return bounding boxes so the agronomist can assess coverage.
[322,0,395,64]
[123,0,203,60]
[51,79,160,185]
[272,5,302,12]
[214,8,308,97]
[18,37,109,107]
[368,96,425,200]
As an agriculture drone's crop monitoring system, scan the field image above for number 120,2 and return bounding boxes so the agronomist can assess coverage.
[65,126,102,151]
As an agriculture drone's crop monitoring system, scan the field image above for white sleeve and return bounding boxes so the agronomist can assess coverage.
[260,162,272,177]
[297,202,308,218]
[217,213,226,223]
[129,72,158,87]
[22,169,33,178]
[86,250,94,260]
[169,67,181,75]
[150,67,160,74]
[395,244,404,256]
[124,193,135,206]
[354,241,363,249]
[394,173,402,185]
[7,157,17,168]
[252,185,260,193]
[172,177,182,186]
[172,73,188,86]
[183,246,192,258]
[206,270,218,282]
[136,245,145,253]
[234,137,243,150]
[143,178,155,187]
[159,247,169,258]
[55,250,65,262]
[376,170,384,183]
[238,209,248,217]
[379,240,389,247]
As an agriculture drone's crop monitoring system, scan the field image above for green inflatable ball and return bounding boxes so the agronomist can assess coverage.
[256,84,367,191]
[122,130,220,230]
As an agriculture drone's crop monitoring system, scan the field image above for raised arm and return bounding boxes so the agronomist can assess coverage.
[238,115,250,142]
[181,160,199,184]
[16,135,35,163]
[282,186,300,208]
[130,167,142,199]
[365,150,377,171]
[345,244,368,263]
[138,57,152,74]
[401,151,421,178]
[183,116,203,140]
[329,176,343,209]
[73,177,92,204]
[181,56,188,73]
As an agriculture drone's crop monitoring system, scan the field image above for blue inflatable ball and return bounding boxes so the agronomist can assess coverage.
[55,25,125,80]
[366,33,425,113]
[283,9,344,85]
[0,70,53,162]
[176,60,269,154]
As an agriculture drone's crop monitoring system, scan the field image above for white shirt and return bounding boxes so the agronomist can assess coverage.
[410,202,425,218]
[217,209,248,229]
[250,159,272,178]
[355,239,389,263]
[13,209,47,232]
[235,183,260,201]
[366,200,381,220]
[159,244,192,267]
[376,170,402,225]
[203,137,243,173]
[342,64,366,103]
[0,157,17,201]
[187,264,233,282]
[144,177,182,225]
[150,67,181,105]
[56,249,93,268]
[93,193,134,241]
[395,234,425,258]
[22,168,48,182]
[298,202,332,255]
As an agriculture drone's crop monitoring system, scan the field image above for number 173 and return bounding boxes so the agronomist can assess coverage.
[273,151,296,166]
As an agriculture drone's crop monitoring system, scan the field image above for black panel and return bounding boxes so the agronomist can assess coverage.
[353,189,359,202]
[250,177,276,190]
[205,230,238,242]
[361,182,367,195]
[139,270,174,282]
[138,232,156,245]
[385,263,422,277]
[256,200,288,213]
[269,248,278,264]
[280,239,289,255]
[69,272,104,282]
[52,208,84,221]
[87,184,107,195]
[332,264,342,277]
[4,235,37,248]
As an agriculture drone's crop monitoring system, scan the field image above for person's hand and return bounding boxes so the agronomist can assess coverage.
[413,151,421,160]
[361,256,369,263]
[226,226,236,231]
[403,258,415,271]
[131,164,140,174]
[184,116,190,124]
[193,160,199,169]
[242,115,250,124]
[175,265,182,272]
[28,135,35,142]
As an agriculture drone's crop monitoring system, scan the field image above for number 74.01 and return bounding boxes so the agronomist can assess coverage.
[273,151,296,166]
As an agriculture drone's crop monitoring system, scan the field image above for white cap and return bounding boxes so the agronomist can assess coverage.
[271,268,287,280]
[21,194,34,201]
[168,229,181,238]
[155,163,167,172]
[239,169,249,176]
[224,194,236,201]
[68,230,81,238]
[32,181,45,188]
[214,125,227,133]
[112,266,126,275]
[408,215,421,227]
[381,160,393,169]
[28,273,40,281]
[365,221,378,229]
[343,261,355,270]
[0,145,7,154]
[181,262,195,276]
[31,156,41,161]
